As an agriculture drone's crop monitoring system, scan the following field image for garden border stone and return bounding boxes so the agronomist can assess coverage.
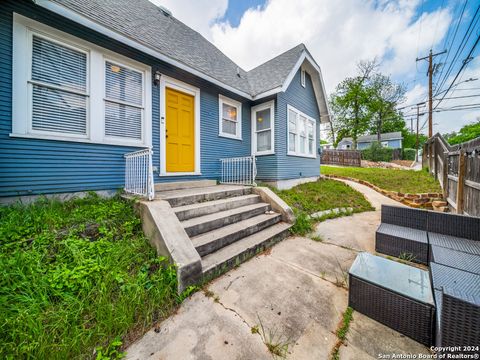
[322,174,443,209]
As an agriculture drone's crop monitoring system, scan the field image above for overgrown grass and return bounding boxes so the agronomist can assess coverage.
[0,193,187,359]
[321,165,441,194]
[272,179,374,235]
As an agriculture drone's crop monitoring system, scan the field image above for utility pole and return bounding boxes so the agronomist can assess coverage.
[416,49,447,138]
[411,103,426,162]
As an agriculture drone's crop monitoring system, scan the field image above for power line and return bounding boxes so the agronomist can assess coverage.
[434,0,469,91]
[434,4,480,96]
[434,31,480,110]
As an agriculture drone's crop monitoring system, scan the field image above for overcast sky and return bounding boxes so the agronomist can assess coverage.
[150,0,480,135]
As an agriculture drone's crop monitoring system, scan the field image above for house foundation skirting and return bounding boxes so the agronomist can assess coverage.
[0,189,117,205]
[262,176,319,190]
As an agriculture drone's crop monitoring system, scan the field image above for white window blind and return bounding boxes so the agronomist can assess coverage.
[287,105,316,158]
[104,61,143,140]
[31,35,87,135]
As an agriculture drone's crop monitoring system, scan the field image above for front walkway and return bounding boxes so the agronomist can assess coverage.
[126,180,429,360]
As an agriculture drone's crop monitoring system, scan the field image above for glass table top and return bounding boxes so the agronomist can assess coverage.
[349,252,434,305]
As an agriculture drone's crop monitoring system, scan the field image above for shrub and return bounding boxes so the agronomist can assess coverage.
[361,142,393,162]
[402,148,416,161]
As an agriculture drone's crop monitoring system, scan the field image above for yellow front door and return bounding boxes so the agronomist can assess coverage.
[165,87,195,172]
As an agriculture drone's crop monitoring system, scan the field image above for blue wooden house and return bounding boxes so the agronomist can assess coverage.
[338,132,403,150]
[0,0,330,203]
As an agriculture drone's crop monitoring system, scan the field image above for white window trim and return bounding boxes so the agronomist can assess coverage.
[251,100,275,156]
[301,69,306,88]
[218,94,242,140]
[287,104,317,159]
[159,75,201,177]
[12,13,152,147]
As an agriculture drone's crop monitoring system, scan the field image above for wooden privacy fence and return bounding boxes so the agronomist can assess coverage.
[423,133,480,217]
[321,149,361,167]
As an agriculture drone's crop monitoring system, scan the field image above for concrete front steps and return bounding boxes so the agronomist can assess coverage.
[157,182,291,281]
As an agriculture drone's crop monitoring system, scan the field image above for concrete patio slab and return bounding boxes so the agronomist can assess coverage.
[314,211,380,253]
[270,236,357,286]
[339,312,431,359]
[126,178,430,359]
[126,291,270,360]
[208,254,348,351]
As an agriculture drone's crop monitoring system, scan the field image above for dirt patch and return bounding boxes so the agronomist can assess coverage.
[361,160,412,170]
[391,160,415,167]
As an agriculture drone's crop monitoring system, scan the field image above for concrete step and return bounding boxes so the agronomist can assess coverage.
[182,202,270,237]
[155,180,217,192]
[192,212,282,256]
[201,222,292,281]
[174,194,261,221]
[157,185,251,207]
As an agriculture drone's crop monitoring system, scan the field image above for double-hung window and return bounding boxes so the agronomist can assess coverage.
[30,35,88,137]
[12,14,151,147]
[287,105,316,158]
[252,101,275,155]
[219,95,242,140]
[104,61,144,140]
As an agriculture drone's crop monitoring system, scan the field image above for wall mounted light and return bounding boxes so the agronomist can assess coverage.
[154,72,161,86]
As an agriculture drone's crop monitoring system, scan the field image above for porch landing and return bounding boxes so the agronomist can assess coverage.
[140,181,293,290]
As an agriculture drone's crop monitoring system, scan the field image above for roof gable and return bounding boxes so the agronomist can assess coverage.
[38,0,330,116]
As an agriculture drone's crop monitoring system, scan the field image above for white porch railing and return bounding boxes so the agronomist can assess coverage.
[124,148,155,200]
[220,156,257,186]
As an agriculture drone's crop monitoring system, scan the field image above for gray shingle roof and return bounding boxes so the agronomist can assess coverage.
[246,44,306,96]
[358,132,403,142]
[48,0,312,98]
[340,132,403,144]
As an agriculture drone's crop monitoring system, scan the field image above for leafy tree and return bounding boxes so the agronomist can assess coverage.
[330,60,377,148]
[444,120,480,145]
[367,73,406,141]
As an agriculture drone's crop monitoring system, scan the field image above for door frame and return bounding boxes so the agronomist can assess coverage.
[159,74,201,176]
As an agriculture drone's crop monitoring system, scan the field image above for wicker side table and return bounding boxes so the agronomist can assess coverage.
[349,252,435,346]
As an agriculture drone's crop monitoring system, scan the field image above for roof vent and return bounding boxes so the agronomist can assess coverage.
[236,67,241,78]
[158,5,172,17]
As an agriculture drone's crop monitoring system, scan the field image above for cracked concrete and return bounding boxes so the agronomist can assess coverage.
[126,180,429,360]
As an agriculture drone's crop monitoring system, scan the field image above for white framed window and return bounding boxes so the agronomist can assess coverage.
[301,69,306,88]
[381,141,389,148]
[287,105,316,158]
[252,100,275,156]
[218,95,242,140]
[12,14,151,147]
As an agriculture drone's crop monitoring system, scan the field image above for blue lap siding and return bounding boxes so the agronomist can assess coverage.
[0,0,251,198]
[266,69,321,180]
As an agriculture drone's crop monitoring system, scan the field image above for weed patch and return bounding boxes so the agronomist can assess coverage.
[0,194,182,359]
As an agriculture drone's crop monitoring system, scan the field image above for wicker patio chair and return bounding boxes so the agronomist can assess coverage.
[430,245,480,274]
[375,205,429,264]
[430,263,480,348]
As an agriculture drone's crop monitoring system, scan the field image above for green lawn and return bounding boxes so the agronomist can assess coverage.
[273,178,374,235]
[0,194,187,359]
[321,166,442,194]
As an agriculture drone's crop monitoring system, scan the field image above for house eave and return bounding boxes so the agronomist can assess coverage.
[34,0,253,100]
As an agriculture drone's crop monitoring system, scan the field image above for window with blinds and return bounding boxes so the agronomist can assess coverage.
[31,35,88,135]
[104,61,143,140]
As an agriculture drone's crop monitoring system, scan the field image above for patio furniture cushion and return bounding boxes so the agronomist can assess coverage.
[381,205,428,230]
[430,245,480,275]
[428,232,480,256]
[427,211,480,241]
[430,263,480,347]
[376,223,429,264]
